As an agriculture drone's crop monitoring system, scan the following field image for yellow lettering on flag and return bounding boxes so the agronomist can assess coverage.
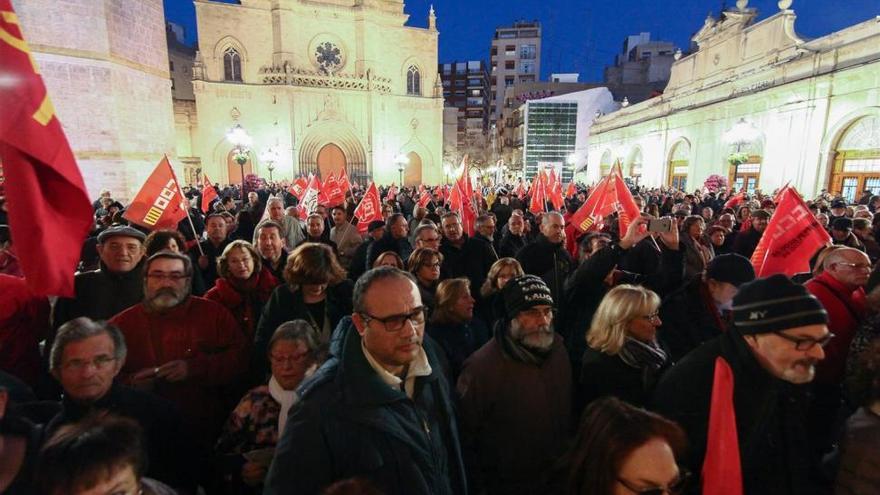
[2,10,19,24]
[33,94,55,126]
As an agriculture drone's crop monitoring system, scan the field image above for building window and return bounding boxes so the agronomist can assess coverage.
[505,77,515,87]
[407,65,421,95]
[223,48,242,82]
[520,44,536,60]
[505,61,515,70]
[520,61,535,74]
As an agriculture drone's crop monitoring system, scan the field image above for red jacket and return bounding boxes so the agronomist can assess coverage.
[0,275,49,386]
[805,271,867,384]
[111,297,248,440]
[203,267,279,340]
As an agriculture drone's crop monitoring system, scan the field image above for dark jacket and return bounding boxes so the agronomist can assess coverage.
[253,281,354,378]
[732,227,763,259]
[366,232,413,270]
[579,346,666,409]
[658,275,730,361]
[515,234,574,313]
[427,318,490,383]
[497,231,527,259]
[440,235,498,300]
[618,236,662,276]
[53,261,144,329]
[46,383,194,492]
[653,330,820,495]
[188,238,230,295]
[348,239,373,282]
[834,407,880,495]
[263,318,467,495]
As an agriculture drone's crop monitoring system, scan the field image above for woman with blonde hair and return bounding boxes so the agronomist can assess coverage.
[427,278,489,381]
[580,284,668,409]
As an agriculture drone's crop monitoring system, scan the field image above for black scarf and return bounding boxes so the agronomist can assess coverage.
[618,337,667,371]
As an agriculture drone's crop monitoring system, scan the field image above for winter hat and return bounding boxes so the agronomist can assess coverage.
[732,274,828,335]
[97,225,146,244]
[705,254,756,288]
[831,199,847,209]
[750,209,771,220]
[367,220,386,233]
[831,217,853,231]
[502,275,554,319]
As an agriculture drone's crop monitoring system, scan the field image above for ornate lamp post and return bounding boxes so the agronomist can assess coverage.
[226,123,252,196]
[723,118,761,190]
[260,146,280,182]
[395,154,409,186]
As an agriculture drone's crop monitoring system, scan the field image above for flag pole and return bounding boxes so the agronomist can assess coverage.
[166,155,205,257]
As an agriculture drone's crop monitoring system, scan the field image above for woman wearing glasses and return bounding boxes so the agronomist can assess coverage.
[580,285,669,410]
[556,397,689,495]
[407,247,444,313]
[216,321,324,494]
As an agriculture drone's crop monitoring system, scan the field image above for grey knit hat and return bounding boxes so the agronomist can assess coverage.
[732,274,828,335]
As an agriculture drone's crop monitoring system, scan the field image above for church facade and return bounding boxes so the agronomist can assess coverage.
[585,1,880,200]
[185,0,444,187]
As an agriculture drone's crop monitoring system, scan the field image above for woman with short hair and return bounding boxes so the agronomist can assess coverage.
[427,278,489,382]
[479,257,524,327]
[407,247,444,313]
[372,250,404,269]
[581,285,668,409]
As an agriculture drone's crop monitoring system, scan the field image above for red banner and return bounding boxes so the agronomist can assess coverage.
[0,0,93,296]
[353,182,382,233]
[529,170,546,214]
[337,167,351,194]
[565,181,576,199]
[321,171,345,207]
[750,187,831,277]
[612,168,641,235]
[702,357,743,495]
[417,190,432,208]
[201,173,218,213]
[123,157,188,231]
[569,175,614,232]
[547,168,564,211]
[288,176,308,200]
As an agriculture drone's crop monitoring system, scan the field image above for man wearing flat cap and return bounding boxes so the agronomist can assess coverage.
[457,275,571,495]
[659,253,756,361]
[654,274,832,495]
[54,224,147,329]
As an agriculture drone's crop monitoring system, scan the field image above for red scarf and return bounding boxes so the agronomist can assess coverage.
[209,268,278,337]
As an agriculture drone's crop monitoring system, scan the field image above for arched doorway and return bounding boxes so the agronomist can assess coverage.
[667,141,689,191]
[628,147,643,185]
[404,152,423,187]
[227,150,253,186]
[317,143,346,180]
[829,115,880,202]
[599,150,613,177]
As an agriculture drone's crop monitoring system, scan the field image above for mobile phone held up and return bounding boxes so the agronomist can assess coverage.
[648,218,673,233]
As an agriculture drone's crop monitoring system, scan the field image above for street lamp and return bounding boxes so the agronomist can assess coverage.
[443,163,452,185]
[395,154,409,186]
[226,123,252,196]
[723,118,761,190]
[260,146,280,182]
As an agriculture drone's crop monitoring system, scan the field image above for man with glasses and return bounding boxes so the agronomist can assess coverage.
[414,222,442,251]
[456,275,571,495]
[265,267,466,495]
[805,247,870,456]
[46,317,193,492]
[655,274,831,495]
[110,251,247,453]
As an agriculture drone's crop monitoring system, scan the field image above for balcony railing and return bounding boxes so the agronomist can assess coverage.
[260,64,392,94]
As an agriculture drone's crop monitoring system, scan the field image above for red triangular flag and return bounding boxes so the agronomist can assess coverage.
[299,175,322,219]
[417,190,432,208]
[455,158,477,236]
[433,185,445,201]
[547,168,564,211]
[201,173,218,213]
[337,167,352,194]
[0,0,93,296]
[321,171,345,207]
[702,357,743,495]
[288,176,308,200]
[569,175,613,232]
[750,187,831,277]
[123,157,188,231]
[529,170,547,214]
[612,167,641,235]
[353,182,382,233]
[724,191,745,210]
[565,181,576,199]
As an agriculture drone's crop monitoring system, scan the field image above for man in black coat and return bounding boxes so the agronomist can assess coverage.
[654,275,832,495]
[658,253,755,361]
[439,212,497,299]
[264,268,467,495]
[349,220,385,282]
[732,209,770,259]
[515,212,573,312]
[497,212,527,258]
[366,213,412,269]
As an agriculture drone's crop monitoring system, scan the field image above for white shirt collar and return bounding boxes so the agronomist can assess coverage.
[361,340,432,399]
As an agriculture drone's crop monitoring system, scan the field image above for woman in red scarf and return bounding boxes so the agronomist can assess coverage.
[205,240,280,342]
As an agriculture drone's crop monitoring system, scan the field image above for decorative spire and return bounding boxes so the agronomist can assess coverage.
[778,0,793,10]
[735,0,748,11]
[428,4,437,31]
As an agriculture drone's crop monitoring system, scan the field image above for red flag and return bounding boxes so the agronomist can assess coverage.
[529,171,547,214]
[724,191,745,210]
[773,182,791,204]
[353,182,382,233]
[702,357,743,495]
[514,181,526,199]
[417,190,432,208]
[565,181,576,199]
[123,157,188,231]
[288,176,308,200]
[299,174,322,218]
[569,175,613,232]
[750,187,831,277]
[321,172,345,207]
[454,160,477,236]
[433,185,445,201]
[612,168,641,235]
[337,167,352,194]
[0,0,93,296]
[201,174,218,213]
[547,168,564,211]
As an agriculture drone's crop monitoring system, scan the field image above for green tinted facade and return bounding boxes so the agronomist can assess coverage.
[524,101,577,182]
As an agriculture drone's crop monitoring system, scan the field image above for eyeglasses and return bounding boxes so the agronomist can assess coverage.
[640,312,661,323]
[146,272,190,282]
[419,236,441,244]
[773,331,835,351]
[360,307,427,332]
[422,261,442,268]
[62,355,117,372]
[834,262,872,271]
[269,351,311,366]
[618,469,690,495]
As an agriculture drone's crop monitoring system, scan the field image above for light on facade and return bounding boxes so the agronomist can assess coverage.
[723,118,761,149]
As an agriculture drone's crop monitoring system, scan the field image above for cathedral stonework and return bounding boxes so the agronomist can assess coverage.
[188,0,443,187]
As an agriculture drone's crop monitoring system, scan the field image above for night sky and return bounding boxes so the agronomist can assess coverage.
[163,0,880,81]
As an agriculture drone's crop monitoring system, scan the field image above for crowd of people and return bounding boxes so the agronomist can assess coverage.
[1,180,880,495]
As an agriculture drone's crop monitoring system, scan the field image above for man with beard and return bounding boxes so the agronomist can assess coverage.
[654,275,831,495]
[110,251,247,451]
[256,221,289,282]
[456,275,571,495]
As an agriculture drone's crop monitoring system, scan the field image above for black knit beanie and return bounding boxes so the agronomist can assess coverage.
[502,275,554,319]
[732,274,828,335]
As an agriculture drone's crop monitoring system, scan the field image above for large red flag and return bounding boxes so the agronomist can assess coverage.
[299,174,322,218]
[288,176,308,200]
[0,0,93,296]
[750,187,831,277]
[353,182,382,233]
[569,175,613,232]
[702,357,743,495]
[565,181,577,199]
[321,171,345,207]
[123,157,188,231]
[201,173,218,213]
[454,162,477,236]
[337,167,352,194]
[529,170,547,214]
[547,168,564,211]
[612,169,641,235]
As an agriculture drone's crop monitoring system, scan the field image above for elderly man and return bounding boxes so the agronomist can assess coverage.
[655,275,831,495]
[54,225,146,328]
[413,222,442,251]
[515,212,573,309]
[329,205,362,269]
[304,213,339,253]
[348,220,385,282]
[367,213,412,269]
[498,212,527,258]
[457,275,571,495]
[805,247,869,455]
[264,267,466,494]
[439,212,497,299]
[255,221,289,282]
[474,214,499,257]
[46,317,192,492]
[110,251,247,447]
[254,197,306,250]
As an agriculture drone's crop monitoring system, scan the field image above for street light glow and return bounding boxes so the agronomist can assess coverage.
[723,118,761,148]
[226,123,253,148]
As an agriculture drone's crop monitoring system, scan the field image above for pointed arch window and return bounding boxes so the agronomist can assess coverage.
[224,48,242,82]
[406,65,421,96]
